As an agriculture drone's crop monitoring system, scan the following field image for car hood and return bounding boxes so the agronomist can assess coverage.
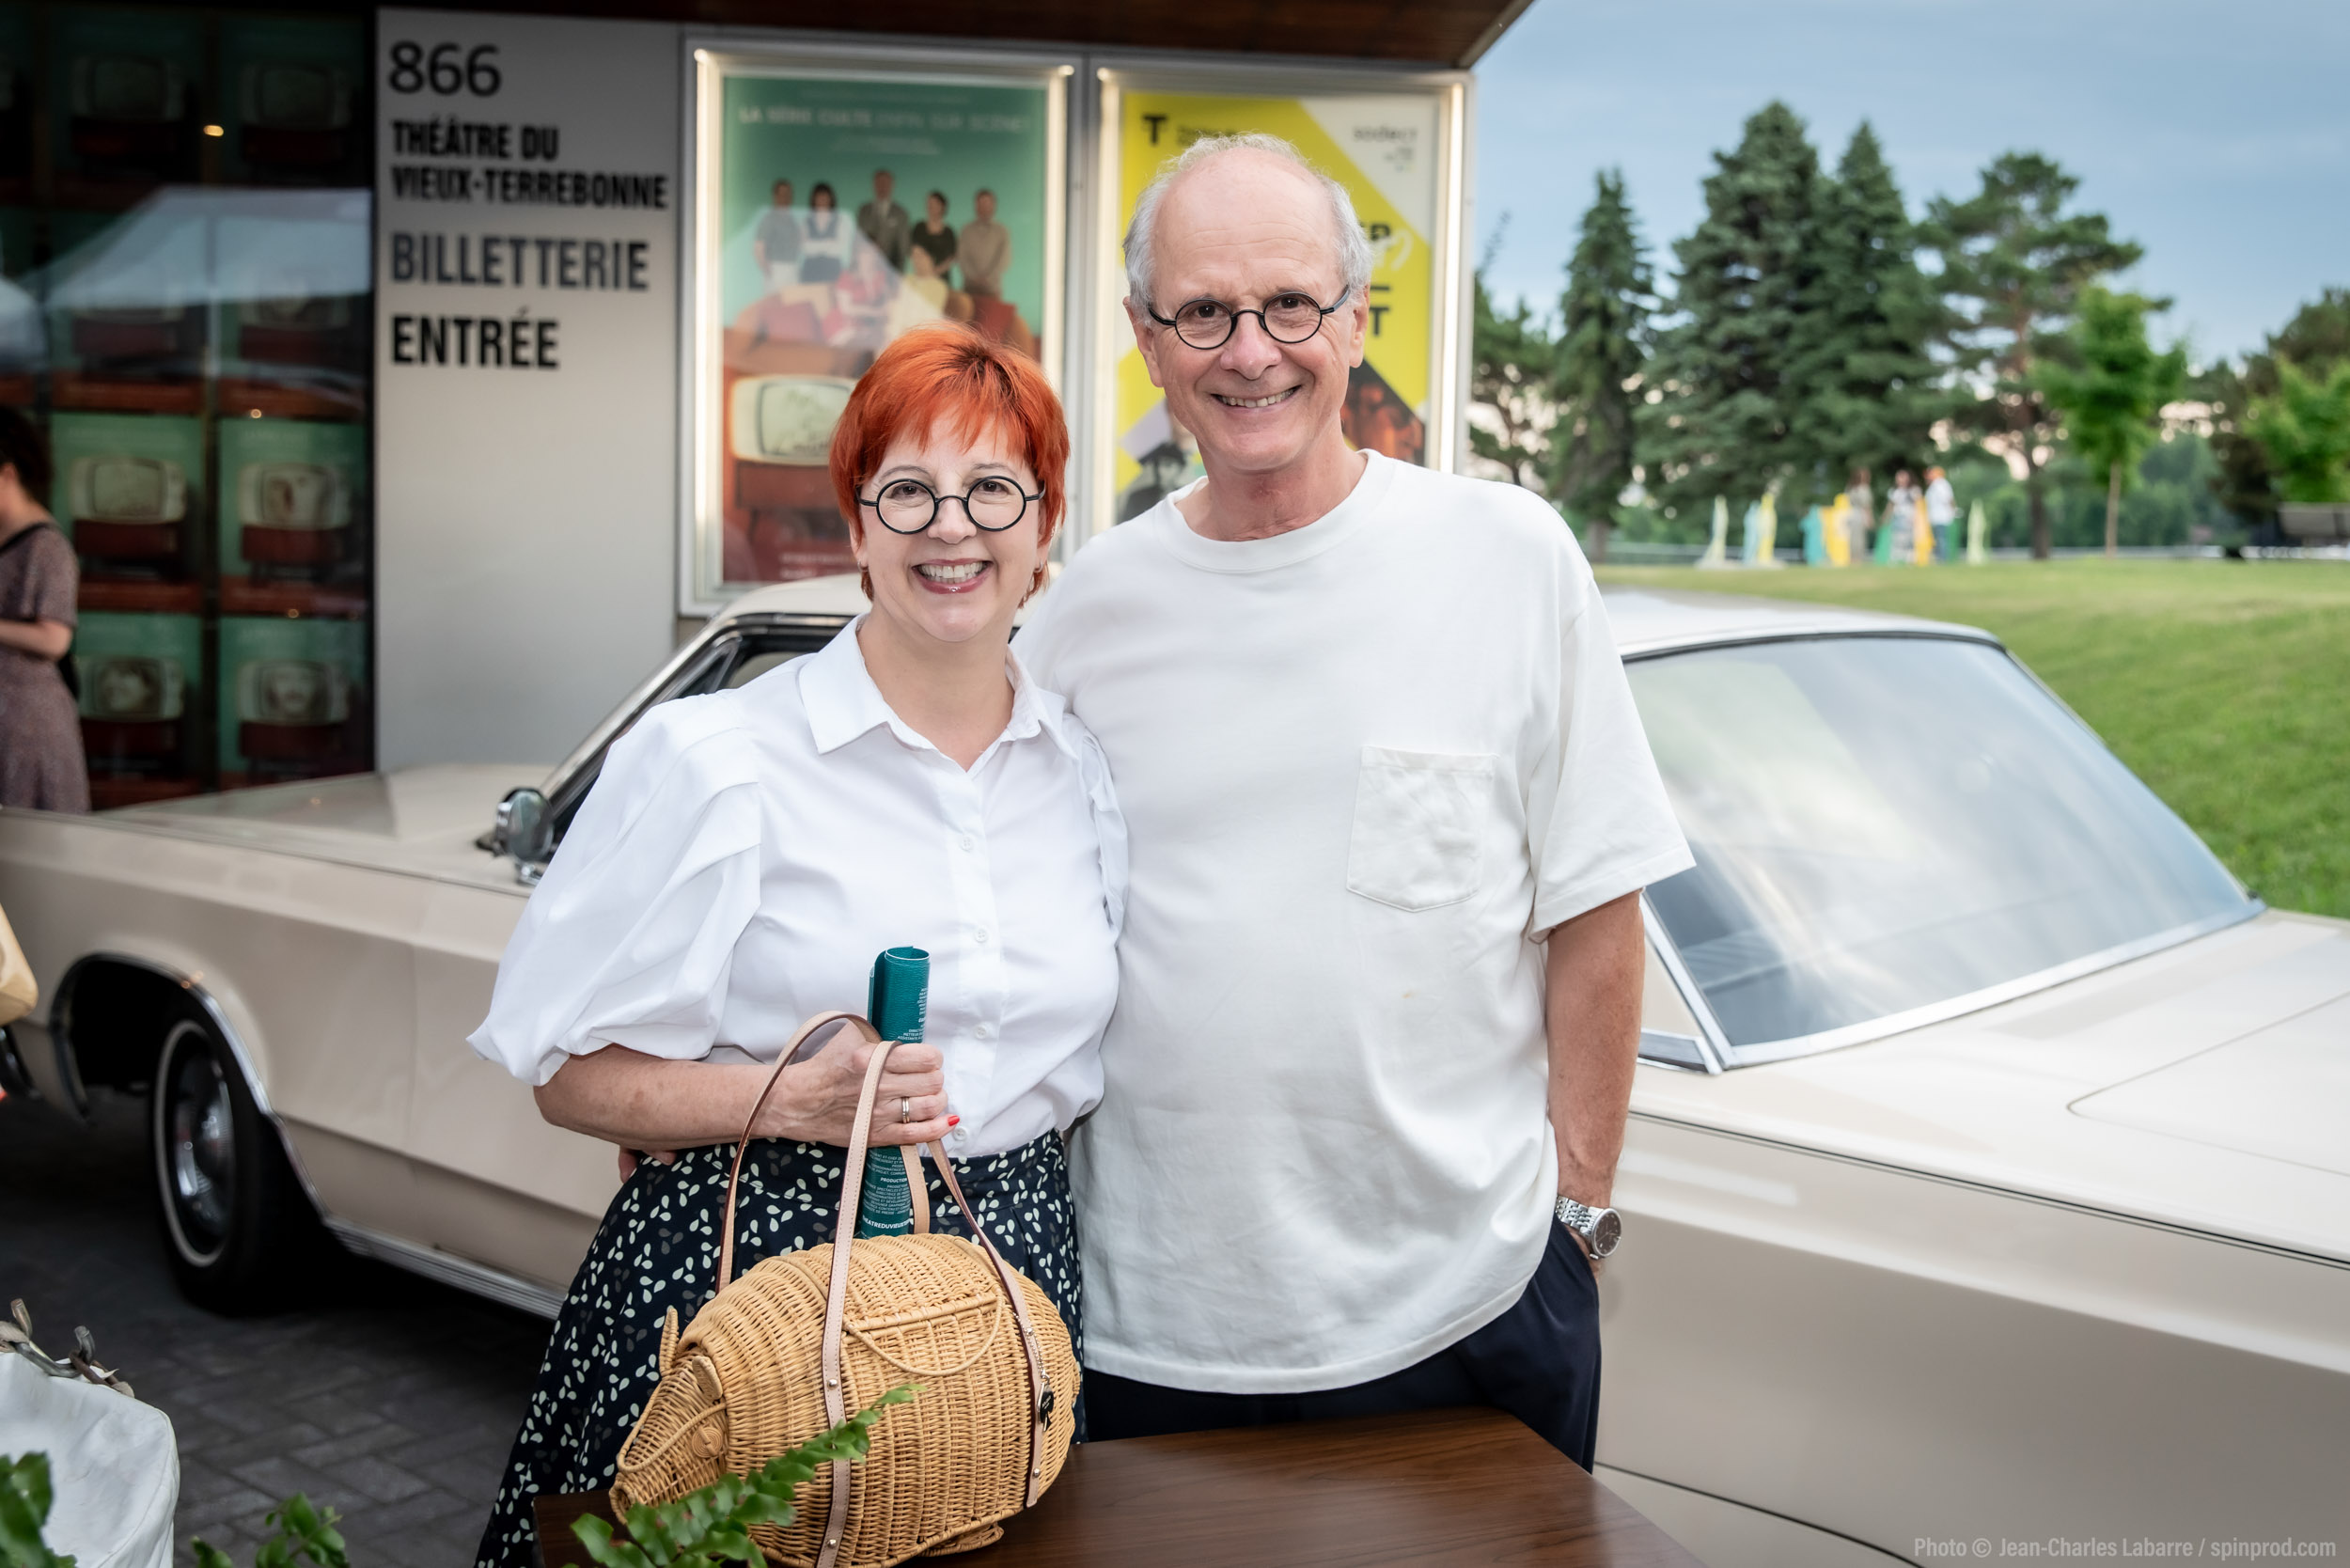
[102,764,541,887]
[1630,909,2350,1263]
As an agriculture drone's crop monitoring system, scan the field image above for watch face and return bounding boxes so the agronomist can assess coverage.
[1590,1208,1623,1258]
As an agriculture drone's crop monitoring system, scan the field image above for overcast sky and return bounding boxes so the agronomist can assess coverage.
[1474,0,2349,365]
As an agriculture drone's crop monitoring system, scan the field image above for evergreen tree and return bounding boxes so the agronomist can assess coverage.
[1551,170,1653,562]
[2207,288,2350,529]
[2244,360,2350,504]
[1640,102,1823,527]
[1786,123,1942,509]
[1923,152,2141,558]
[2034,286,2187,556]
[1468,269,1558,494]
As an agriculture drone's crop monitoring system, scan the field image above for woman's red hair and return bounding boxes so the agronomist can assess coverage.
[830,322,1068,551]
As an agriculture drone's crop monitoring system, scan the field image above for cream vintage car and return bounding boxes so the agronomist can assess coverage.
[2,579,2344,1564]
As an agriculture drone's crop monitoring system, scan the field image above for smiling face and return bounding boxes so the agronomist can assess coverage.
[852,418,1045,651]
[1127,150,1367,485]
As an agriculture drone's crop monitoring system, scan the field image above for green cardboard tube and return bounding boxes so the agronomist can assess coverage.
[854,948,930,1238]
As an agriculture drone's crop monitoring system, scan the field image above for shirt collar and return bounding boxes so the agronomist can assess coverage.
[799,614,1067,763]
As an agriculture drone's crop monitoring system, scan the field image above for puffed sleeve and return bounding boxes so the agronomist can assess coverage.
[467,696,764,1087]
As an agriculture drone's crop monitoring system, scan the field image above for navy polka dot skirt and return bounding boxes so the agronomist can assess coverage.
[474,1131,1080,1568]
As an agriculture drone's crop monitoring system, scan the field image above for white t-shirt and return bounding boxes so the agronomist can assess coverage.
[1016,450,1692,1392]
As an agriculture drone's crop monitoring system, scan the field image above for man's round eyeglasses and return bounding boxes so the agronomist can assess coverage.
[859,476,1041,534]
[1147,289,1349,351]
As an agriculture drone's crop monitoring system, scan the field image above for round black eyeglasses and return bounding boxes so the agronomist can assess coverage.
[1147,289,1349,351]
[859,476,1042,534]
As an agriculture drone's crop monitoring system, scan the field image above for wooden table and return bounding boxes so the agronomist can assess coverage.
[538,1407,1701,1567]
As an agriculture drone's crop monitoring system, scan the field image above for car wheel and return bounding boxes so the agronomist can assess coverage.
[151,1017,321,1311]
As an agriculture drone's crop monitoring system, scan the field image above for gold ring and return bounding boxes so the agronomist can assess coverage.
[899,1097,913,1124]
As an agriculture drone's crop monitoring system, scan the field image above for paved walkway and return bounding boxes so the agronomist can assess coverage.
[0,1087,549,1567]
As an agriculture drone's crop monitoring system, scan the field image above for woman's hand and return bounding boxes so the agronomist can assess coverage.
[759,1030,954,1148]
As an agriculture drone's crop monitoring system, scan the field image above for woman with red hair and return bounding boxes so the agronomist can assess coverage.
[468,323,1121,1568]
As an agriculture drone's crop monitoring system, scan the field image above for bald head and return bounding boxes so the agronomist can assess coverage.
[1124,134,1372,313]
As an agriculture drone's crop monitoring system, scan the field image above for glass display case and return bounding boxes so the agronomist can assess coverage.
[0,1,370,808]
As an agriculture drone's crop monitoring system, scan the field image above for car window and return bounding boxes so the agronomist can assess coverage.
[544,625,835,847]
[1629,637,2252,1053]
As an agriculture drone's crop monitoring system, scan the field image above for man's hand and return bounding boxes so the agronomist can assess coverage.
[1543,890,1645,1264]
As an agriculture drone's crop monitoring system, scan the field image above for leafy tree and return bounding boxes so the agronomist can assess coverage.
[2034,286,2187,556]
[1786,123,1943,507]
[1468,268,1557,494]
[1640,102,1822,528]
[1550,169,1653,561]
[2244,359,2350,504]
[2207,289,2350,526]
[1924,152,2142,558]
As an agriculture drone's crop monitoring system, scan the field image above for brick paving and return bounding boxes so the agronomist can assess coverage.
[0,1087,550,1567]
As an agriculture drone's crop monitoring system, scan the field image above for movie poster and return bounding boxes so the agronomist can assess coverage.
[698,64,1058,597]
[217,613,368,788]
[1107,87,1447,527]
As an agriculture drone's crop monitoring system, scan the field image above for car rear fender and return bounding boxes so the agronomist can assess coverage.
[47,950,326,1215]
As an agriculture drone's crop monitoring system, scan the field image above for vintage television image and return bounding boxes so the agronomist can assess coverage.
[217,16,363,185]
[44,206,209,411]
[49,412,204,598]
[72,609,203,806]
[687,47,1067,608]
[216,414,367,614]
[1093,71,1466,534]
[48,7,207,194]
[217,613,368,787]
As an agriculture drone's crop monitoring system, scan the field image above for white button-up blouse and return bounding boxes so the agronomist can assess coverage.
[468,619,1126,1159]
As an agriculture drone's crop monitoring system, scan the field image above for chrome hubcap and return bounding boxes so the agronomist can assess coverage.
[163,1036,234,1258]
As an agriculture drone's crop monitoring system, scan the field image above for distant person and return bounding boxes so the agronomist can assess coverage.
[857,168,912,273]
[796,182,851,286]
[0,408,86,813]
[1924,465,1956,560]
[753,179,802,292]
[1846,466,1874,563]
[958,188,1010,299]
[910,190,957,281]
[1885,468,1920,564]
[1118,441,1189,522]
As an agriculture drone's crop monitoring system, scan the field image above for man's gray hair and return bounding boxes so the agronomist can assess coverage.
[1123,133,1374,313]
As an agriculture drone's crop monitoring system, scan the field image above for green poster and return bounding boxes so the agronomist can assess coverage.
[47,411,202,551]
[216,416,365,574]
[217,614,366,778]
[710,70,1053,588]
[216,16,364,185]
[73,610,202,778]
[47,7,207,188]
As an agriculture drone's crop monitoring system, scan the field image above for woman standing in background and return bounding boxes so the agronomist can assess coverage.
[0,409,86,813]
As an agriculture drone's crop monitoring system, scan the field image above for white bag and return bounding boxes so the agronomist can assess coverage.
[0,1353,178,1568]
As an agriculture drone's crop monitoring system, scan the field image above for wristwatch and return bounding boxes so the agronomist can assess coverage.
[1555,1197,1623,1259]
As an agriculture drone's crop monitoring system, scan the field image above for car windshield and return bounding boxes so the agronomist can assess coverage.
[1629,636,2252,1052]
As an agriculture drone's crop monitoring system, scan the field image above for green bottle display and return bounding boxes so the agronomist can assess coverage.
[856,947,931,1239]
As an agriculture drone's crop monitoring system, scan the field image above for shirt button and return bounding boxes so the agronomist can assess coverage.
[958,835,976,852]
[974,928,991,945]
[975,1023,993,1040]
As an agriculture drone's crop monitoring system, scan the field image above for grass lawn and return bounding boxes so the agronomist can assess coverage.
[1594,559,2350,918]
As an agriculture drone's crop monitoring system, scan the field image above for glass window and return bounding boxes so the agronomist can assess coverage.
[1630,637,2252,1051]
[2,4,368,810]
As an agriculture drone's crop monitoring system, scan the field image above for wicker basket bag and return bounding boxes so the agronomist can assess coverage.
[610,1011,1077,1568]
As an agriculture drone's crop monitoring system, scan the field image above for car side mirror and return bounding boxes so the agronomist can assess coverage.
[494,787,553,884]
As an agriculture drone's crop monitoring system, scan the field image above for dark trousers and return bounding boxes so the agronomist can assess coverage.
[1085,1217,1601,1468]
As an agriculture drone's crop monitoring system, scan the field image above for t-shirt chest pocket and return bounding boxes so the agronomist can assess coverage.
[1345,747,1497,912]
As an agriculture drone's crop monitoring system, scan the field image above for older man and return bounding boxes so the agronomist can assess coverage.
[1015,135,1691,1465]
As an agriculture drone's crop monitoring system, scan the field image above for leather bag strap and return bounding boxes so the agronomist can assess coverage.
[714,1013,1057,1567]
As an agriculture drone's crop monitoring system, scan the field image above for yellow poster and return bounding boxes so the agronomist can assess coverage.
[1109,88,1443,525]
